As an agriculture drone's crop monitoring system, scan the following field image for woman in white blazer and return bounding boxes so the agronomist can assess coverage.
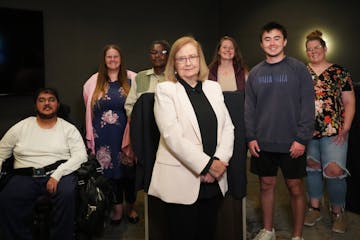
[148,36,235,240]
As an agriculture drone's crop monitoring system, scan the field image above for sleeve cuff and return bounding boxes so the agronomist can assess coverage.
[295,137,308,146]
[201,156,219,175]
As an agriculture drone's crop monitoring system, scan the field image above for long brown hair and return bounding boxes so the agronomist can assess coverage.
[208,36,247,71]
[91,44,130,108]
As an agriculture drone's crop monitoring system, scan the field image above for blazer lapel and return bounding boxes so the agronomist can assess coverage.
[176,82,202,143]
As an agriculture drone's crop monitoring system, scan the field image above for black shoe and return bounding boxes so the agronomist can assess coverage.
[127,215,139,224]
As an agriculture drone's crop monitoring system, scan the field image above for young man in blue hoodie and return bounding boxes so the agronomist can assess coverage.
[245,22,315,240]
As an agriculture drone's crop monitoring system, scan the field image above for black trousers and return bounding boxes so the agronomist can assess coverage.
[162,195,221,240]
[0,174,77,240]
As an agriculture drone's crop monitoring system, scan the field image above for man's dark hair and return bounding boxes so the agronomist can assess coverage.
[33,87,72,121]
[260,21,288,42]
[33,87,60,103]
[150,40,171,53]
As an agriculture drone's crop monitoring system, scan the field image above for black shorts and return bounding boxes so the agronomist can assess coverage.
[250,151,307,179]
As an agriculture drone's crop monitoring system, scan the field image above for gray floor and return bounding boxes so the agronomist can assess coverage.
[95,190,146,240]
[246,162,360,240]
[100,158,360,240]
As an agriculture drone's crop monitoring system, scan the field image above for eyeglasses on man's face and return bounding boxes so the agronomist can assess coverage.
[306,45,323,52]
[175,55,199,65]
[150,50,168,55]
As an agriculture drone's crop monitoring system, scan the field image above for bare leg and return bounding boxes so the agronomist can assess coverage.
[126,202,139,224]
[127,203,138,218]
[112,203,123,220]
[286,178,305,237]
[259,176,277,231]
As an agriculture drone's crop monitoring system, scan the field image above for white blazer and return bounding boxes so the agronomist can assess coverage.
[148,80,234,204]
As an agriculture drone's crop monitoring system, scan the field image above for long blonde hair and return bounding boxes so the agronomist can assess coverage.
[164,36,209,82]
[91,44,130,108]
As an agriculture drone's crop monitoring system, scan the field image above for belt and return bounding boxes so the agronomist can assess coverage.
[12,160,67,178]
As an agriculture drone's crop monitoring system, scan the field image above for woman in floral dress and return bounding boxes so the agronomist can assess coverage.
[303,30,355,233]
[83,44,139,225]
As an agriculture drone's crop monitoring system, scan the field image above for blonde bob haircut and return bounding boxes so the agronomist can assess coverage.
[164,36,209,82]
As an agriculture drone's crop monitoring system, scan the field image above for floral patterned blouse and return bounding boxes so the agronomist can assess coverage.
[92,81,128,179]
[308,64,353,138]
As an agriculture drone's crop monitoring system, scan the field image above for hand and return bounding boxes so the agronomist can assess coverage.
[200,173,216,183]
[46,177,59,194]
[289,141,305,159]
[209,160,228,180]
[332,128,348,145]
[248,140,260,157]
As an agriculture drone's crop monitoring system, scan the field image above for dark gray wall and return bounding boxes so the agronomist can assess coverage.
[219,0,359,79]
[0,0,220,136]
[1,0,359,137]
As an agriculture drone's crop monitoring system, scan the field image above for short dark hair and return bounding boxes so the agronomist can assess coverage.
[260,21,287,42]
[150,40,171,53]
[33,87,60,103]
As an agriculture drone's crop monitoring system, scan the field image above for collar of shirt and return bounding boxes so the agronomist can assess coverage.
[145,68,164,77]
[145,68,155,76]
[178,77,202,94]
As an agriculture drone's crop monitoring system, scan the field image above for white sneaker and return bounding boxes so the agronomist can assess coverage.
[253,228,275,240]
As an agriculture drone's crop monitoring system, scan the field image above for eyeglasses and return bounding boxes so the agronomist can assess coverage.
[306,45,323,52]
[150,50,168,55]
[175,55,199,65]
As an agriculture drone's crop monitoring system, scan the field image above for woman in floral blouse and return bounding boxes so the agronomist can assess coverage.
[83,44,139,225]
[303,30,355,234]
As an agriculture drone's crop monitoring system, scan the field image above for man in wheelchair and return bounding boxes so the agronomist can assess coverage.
[0,87,87,239]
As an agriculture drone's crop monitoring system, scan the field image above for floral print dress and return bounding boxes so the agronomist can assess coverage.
[93,81,128,179]
[308,64,353,138]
